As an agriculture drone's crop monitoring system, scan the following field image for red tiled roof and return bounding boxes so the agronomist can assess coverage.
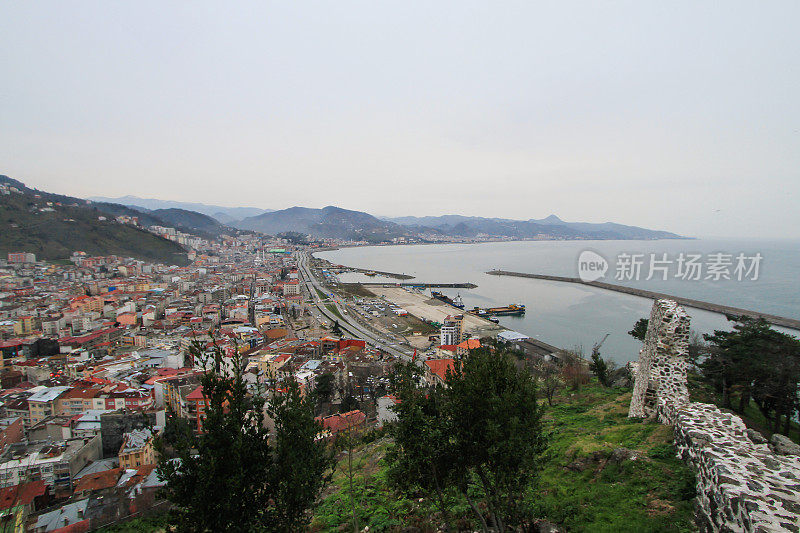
[425,358,455,381]
[316,410,367,435]
[73,468,122,494]
[186,385,205,401]
[457,338,481,350]
[0,480,46,510]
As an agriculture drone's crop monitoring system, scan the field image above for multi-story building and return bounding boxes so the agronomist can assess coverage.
[28,386,71,426]
[440,314,464,346]
[118,428,156,468]
[7,252,36,264]
[0,436,101,490]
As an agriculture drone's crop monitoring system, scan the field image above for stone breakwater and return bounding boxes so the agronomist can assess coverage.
[486,270,800,330]
[630,299,800,532]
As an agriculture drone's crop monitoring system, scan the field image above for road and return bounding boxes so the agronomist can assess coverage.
[296,252,414,362]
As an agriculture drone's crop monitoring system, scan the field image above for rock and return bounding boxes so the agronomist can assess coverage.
[747,428,768,445]
[609,447,639,463]
[770,434,800,456]
[532,519,563,533]
[565,451,606,472]
[609,366,632,388]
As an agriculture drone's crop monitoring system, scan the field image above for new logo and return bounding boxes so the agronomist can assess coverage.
[578,250,608,282]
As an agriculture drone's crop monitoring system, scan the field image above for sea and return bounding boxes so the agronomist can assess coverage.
[316,239,800,365]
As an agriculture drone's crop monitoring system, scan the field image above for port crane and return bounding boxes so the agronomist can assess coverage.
[592,333,610,356]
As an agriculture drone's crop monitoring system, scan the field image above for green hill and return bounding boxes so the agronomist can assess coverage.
[0,187,190,266]
[311,384,695,532]
[150,208,230,237]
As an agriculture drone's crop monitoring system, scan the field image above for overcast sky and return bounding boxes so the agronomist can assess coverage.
[1,2,799,238]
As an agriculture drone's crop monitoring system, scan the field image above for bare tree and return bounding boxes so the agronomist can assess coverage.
[560,346,590,390]
[532,360,563,406]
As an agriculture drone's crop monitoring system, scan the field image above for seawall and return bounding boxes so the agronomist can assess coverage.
[487,270,800,330]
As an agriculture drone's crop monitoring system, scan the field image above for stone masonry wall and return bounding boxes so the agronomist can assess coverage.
[629,299,690,421]
[630,299,800,532]
[661,401,800,532]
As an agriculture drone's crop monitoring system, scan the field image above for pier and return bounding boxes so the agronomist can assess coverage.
[487,270,800,330]
[361,282,478,289]
[350,267,414,280]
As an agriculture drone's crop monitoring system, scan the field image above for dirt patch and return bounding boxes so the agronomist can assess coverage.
[646,496,675,516]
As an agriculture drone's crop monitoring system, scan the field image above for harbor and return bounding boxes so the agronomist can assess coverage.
[366,285,504,339]
[487,270,800,331]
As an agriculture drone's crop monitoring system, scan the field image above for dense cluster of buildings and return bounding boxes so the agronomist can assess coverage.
[0,234,401,531]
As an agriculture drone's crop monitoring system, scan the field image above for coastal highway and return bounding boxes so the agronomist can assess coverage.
[296,252,414,362]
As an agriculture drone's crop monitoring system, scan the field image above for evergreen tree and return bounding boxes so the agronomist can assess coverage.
[628,318,649,341]
[702,316,800,434]
[388,348,547,532]
[268,377,334,530]
[314,372,335,404]
[589,348,611,386]
[158,342,333,532]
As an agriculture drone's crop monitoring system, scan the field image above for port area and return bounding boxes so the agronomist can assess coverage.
[367,286,504,339]
[488,270,800,330]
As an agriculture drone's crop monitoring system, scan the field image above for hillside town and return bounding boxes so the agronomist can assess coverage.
[0,231,504,531]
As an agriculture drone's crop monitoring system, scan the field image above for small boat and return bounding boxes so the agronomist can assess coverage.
[488,316,500,323]
[365,271,377,277]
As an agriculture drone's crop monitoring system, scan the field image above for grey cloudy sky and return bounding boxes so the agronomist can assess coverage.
[1,2,798,238]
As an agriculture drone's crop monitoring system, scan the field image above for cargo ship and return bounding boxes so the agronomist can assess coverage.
[430,291,465,309]
[469,304,526,317]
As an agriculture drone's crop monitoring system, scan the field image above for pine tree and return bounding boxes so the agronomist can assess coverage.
[157,342,333,532]
[388,348,547,532]
[589,348,610,387]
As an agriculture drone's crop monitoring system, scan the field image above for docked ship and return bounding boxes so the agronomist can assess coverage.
[430,291,466,309]
[468,304,526,317]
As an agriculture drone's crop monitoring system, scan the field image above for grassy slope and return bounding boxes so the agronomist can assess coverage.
[533,384,696,532]
[0,194,189,266]
[311,383,697,532]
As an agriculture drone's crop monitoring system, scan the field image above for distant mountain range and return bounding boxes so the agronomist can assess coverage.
[88,193,685,241]
[384,214,683,240]
[234,207,683,241]
[0,176,191,265]
[89,195,270,223]
[235,206,415,243]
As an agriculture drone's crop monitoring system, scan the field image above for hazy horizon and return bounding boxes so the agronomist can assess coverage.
[2,2,799,239]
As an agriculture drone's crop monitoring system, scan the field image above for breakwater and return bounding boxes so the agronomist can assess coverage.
[487,270,800,330]
[361,282,477,289]
[349,267,414,280]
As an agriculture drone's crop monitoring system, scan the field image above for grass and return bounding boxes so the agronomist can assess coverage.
[398,314,438,335]
[340,283,376,298]
[316,288,329,300]
[325,304,344,321]
[310,438,449,532]
[532,383,697,532]
[311,383,697,532]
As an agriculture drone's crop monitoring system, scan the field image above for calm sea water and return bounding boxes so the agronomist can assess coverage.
[316,239,800,365]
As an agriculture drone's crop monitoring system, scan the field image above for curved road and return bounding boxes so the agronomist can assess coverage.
[297,252,414,362]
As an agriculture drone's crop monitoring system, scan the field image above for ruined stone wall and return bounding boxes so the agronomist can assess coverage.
[661,401,800,532]
[628,299,690,420]
[629,299,800,532]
